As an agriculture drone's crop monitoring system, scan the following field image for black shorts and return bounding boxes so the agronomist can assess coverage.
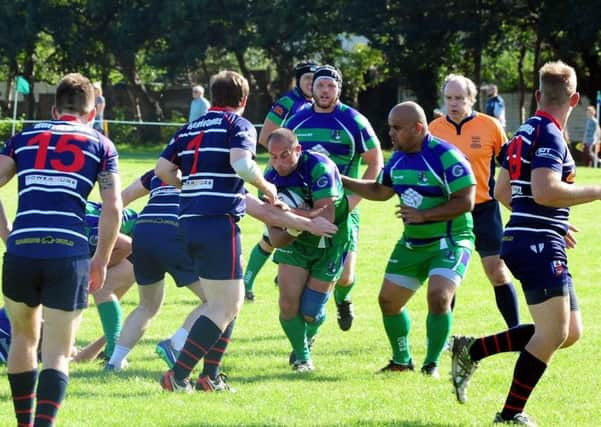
[2,253,90,311]
[473,200,503,257]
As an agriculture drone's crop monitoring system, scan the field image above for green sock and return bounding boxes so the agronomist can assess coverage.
[382,310,411,364]
[306,314,326,344]
[334,280,355,304]
[97,300,123,358]
[424,311,453,365]
[280,314,310,362]
[243,244,271,292]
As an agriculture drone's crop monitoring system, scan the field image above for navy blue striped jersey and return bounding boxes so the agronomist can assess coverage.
[1,118,119,258]
[501,111,575,238]
[379,134,475,247]
[136,169,181,228]
[160,108,257,218]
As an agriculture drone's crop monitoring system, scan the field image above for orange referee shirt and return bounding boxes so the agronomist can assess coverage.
[429,112,507,204]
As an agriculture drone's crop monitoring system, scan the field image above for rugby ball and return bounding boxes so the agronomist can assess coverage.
[277,189,306,237]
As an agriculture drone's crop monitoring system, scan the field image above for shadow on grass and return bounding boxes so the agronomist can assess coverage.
[174,421,458,427]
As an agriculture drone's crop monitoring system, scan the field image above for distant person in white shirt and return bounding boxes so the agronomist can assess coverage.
[188,85,211,122]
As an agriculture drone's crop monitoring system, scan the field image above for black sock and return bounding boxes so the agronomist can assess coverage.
[494,283,520,328]
[8,369,37,427]
[202,318,236,380]
[173,316,222,381]
[470,324,535,362]
[501,350,546,420]
[34,369,68,427]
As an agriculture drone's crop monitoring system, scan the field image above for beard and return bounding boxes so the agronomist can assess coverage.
[315,95,338,110]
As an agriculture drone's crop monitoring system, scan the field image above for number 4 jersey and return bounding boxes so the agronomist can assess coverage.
[1,118,119,258]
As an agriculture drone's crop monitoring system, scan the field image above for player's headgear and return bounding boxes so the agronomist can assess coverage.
[294,61,318,89]
[312,65,343,94]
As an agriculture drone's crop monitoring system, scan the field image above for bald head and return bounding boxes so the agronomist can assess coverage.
[390,102,428,129]
[388,101,428,153]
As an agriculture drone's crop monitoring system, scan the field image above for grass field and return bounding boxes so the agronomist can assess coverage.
[1,149,601,426]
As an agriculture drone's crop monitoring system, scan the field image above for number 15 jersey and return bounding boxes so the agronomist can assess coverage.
[1,118,119,258]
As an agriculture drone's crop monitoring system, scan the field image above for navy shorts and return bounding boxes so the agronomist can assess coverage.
[180,215,243,280]
[501,232,577,309]
[2,253,90,311]
[132,224,197,287]
[473,200,503,257]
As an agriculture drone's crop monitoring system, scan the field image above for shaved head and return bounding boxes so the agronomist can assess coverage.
[390,101,428,129]
[388,101,428,153]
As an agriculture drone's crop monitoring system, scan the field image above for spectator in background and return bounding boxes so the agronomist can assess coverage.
[93,82,106,134]
[583,106,600,167]
[188,85,211,122]
[484,84,506,129]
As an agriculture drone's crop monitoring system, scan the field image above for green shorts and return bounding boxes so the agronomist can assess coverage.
[348,209,359,253]
[384,238,473,291]
[273,239,350,283]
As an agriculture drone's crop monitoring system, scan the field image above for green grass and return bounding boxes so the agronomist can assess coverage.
[1,151,601,426]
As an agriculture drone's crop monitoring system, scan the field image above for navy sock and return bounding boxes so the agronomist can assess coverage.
[34,369,68,427]
[470,324,535,362]
[494,283,520,328]
[501,350,546,420]
[202,318,236,380]
[173,315,222,381]
[8,369,37,427]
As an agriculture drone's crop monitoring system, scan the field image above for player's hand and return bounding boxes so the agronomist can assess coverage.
[261,181,278,204]
[564,223,578,249]
[273,199,290,211]
[396,204,425,224]
[308,216,338,237]
[88,257,107,293]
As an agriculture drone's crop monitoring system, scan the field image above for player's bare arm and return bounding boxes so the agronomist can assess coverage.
[494,168,512,210]
[155,157,182,188]
[0,155,16,187]
[0,198,11,244]
[121,177,150,207]
[246,194,337,236]
[347,146,385,210]
[531,167,601,207]
[258,118,279,148]
[400,185,475,224]
[342,175,395,201]
[91,172,122,292]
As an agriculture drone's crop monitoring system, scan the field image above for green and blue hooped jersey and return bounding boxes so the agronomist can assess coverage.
[379,134,475,247]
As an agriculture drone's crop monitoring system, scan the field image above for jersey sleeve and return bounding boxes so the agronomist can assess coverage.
[230,117,258,155]
[159,136,181,166]
[310,161,341,201]
[530,124,566,174]
[354,112,380,154]
[266,99,292,127]
[99,136,119,173]
[378,152,399,188]
[442,148,476,194]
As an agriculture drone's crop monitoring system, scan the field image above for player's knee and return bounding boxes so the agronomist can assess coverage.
[562,320,583,348]
[378,292,400,314]
[300,288,329,324]
[279,297,299,318]
[427,289,453,314]
[336,274,354,287]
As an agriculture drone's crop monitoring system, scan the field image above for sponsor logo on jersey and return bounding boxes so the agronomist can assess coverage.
[535,147,560,161]
[330,130,341,141]
[273,105,285,117]
[418,171,428,184]
[316,176,330,189]
[25,174,77,189]
[451,164,464,177]
[401,188,423,208]
[183,178,214,190]
[187,117,223,130]
[517,123,536,135]
[470,136,482,149]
